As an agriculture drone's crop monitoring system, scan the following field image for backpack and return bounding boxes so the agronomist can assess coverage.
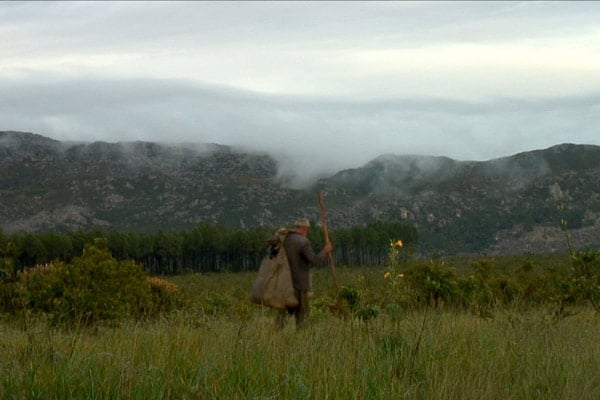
[250,228,299,309]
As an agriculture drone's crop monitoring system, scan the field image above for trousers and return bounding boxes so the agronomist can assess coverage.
[276,289,310,330]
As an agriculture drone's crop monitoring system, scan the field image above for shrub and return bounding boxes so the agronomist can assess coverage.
[455,275,483,309]
[147,276,182,313]
[570,250,600,311]
[356,305,380,321]
[0,280,22,314]
[11,241,180,325]
[405,260,459,308]
[0,256,14,281]
[487,275,520,305]
[338,286,360,311]
[19,263,66,314]
[515,260,545,304]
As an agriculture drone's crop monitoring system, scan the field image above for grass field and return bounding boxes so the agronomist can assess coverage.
[2,256,600,399]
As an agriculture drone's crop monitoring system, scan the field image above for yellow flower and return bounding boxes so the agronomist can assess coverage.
[397,273,404,278]
[384,272,391,279]
[396,240,404,247]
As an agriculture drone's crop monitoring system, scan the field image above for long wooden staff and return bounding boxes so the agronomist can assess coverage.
[317,191,340,291]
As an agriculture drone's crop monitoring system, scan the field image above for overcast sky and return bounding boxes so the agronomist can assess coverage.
[2,1,600,182]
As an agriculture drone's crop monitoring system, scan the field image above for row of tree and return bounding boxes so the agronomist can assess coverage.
[0,221,418,276]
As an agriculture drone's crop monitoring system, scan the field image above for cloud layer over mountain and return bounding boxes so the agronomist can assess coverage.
[2,2,600,184]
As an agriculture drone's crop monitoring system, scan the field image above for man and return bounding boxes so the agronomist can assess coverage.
[276,218,333,330]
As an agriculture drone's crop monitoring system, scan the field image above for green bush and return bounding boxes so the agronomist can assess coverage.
[11,241,180,325]
[0,280,22,314]
[570,250,600,311]
[0,256,14,281]
[487,275,521,305]
[515,260,545,304]
[19,262,67,315]
[146,276,182,313]
[338,286,360,311]
[455,275,484,309]
[405,260,460,308]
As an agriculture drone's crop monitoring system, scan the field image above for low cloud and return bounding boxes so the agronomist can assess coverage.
[1,76,599,186]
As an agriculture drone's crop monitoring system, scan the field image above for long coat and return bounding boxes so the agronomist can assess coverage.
[283,231,328,291]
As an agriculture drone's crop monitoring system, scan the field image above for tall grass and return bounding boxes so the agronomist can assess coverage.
[2,253,600,399]
[2,305,600,399]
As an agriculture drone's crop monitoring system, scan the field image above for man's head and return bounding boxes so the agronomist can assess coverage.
[294,218,310,236]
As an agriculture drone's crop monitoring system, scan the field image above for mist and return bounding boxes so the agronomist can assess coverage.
[2,2,600,186]
[2,76,600,186]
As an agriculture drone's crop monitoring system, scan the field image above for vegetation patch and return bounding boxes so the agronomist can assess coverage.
[1,239,181,326]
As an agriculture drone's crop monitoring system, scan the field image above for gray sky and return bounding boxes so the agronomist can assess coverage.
[2,1,600,183]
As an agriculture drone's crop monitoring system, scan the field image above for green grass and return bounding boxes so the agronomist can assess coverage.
[2,307,600,399]
[2,255,600,399]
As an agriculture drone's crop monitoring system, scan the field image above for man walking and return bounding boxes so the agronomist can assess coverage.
[276,218,333,330]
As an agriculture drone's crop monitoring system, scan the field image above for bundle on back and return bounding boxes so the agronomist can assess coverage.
[250,228,298,309]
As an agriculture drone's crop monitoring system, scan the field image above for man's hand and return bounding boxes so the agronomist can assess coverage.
[324,241,333,253]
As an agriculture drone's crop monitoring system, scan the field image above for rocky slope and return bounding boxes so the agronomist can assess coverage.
[2,131,599,256]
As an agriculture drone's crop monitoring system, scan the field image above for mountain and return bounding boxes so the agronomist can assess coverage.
[2,131,599,256]
[318,145,600,255]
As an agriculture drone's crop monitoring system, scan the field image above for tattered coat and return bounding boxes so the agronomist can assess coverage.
[283,231,328,291]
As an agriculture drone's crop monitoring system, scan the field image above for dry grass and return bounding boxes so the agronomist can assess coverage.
[2,304,600,399]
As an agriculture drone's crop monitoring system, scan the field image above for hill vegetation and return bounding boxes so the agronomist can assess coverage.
[1,131,599,256]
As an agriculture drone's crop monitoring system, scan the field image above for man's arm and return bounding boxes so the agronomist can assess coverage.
[300,240,330,265]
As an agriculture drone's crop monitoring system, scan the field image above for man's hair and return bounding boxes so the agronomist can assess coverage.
[294,218,310,228]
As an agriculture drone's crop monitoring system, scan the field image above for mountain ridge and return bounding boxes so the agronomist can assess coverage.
[2,131,599,256]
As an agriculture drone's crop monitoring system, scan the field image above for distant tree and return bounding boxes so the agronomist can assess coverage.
[4,221,419,273]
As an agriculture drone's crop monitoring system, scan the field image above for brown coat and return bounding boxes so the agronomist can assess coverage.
[283,231,328,291]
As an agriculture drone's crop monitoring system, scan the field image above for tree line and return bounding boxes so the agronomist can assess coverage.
[0,221,417,276]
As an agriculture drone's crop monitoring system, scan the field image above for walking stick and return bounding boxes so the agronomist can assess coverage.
[317,191,340,291]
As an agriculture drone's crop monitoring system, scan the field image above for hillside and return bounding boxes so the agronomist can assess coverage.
[1,131,599,256]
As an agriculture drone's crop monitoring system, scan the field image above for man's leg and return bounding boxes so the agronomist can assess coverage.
[276,306,298,330]
[275,308,287,330]
[294,290,310,329]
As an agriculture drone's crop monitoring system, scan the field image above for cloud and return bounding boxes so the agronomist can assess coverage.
[2,76,600,187]
[2,2,600,186]
[4,2,599,48]
[3,2,600,98]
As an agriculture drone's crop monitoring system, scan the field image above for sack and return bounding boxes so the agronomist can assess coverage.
[250,230,298,309]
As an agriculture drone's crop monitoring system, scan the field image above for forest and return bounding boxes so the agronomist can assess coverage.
[0,221,418,277]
